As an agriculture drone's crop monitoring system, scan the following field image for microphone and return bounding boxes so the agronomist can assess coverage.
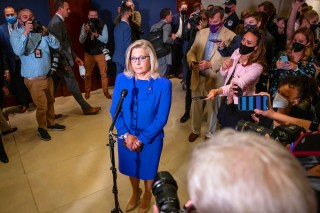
[109,89,128,132]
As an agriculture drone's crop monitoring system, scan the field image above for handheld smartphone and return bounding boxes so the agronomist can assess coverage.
[192,96,207,100]
[238,95,269,111]
[209,39,222,43]
[291,131,320,156]
[279,54,288,63]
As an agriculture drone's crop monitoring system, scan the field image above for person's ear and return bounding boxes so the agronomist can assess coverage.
[257,21,261,28]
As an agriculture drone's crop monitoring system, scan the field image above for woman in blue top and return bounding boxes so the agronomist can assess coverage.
[268,27,315,97]
[110,39,172,213]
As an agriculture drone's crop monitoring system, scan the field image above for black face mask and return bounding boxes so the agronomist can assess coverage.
[292,42,305,52]
[239,43,255,55]
[181,9,187,15]
[225,7,231,14]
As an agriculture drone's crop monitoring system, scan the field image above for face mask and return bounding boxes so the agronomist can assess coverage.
[181,9,187,15]
[244,24,256,32]
[209,22,222,34]
[225,7,231,14]
[239,43,255,55]
[272,92,289,108]
[89,18,98,24]
[292,42,305,52]
[6,16,17,24]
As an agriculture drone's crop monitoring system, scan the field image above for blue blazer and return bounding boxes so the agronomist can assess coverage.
[110,73,172,144]
[112,21,131,66]
[0,23,20,72]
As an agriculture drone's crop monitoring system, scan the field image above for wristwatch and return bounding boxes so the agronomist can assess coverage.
[123,133,129,140]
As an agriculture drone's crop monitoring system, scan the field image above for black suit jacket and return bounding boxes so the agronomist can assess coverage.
[47,14,76,67]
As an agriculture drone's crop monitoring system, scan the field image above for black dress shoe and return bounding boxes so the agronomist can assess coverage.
[0,153,9,163]
[2,127,18,135]
[180,113,190,123]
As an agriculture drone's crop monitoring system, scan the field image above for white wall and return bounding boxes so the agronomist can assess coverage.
[201,0,319,18]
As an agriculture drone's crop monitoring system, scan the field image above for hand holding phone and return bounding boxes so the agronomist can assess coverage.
[192,96,207,100]
[209,39,222,43]
[238,95,269,111]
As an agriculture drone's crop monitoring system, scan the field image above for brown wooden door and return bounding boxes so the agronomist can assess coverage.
[177,0,202,14]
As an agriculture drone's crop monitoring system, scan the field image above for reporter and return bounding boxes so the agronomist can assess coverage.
[188,129,317,213]
[269,27,315,97]
[207,27,265,128]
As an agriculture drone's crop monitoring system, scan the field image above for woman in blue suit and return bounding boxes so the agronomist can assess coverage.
[110,39,172,213]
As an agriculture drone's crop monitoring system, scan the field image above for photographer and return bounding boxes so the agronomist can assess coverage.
[188,129,316,213]
[79,8,111,99]
[153,129,317,213]
[10,8,66,141]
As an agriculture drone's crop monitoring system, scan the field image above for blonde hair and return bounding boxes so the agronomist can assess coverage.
[286,27,314,64]
[301,9,319,24]
[188,129,316,213]
[124,39,160,79]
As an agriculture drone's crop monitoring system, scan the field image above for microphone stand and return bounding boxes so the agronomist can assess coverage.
[107,89,127,213]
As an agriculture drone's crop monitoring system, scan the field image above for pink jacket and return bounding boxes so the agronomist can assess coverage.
[220,49,263,104]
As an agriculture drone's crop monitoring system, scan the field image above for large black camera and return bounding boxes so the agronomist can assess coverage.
[235,120,305,146]
[189,13,201,26]
[88,18,98,33]
[24,19,43,33]
[152,171,196,213]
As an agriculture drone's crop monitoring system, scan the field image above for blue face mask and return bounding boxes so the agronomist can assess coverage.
[6,16,17,24]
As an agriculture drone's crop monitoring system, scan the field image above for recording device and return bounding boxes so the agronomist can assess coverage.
[238,95,269,111]
[100,45,111,61]
[88,18,98,33]
[50,52,60,73]
[192,96,207,100]
[24,19,43,33]
[110,89,128,131]
[189,13,201,26]
[279,54,289,69]
[152,171,197,213]
[235,120,305,146]
[209,39,222,43]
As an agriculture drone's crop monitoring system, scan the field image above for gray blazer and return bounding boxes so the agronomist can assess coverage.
[150,20,174,66]
[47,14,76,67]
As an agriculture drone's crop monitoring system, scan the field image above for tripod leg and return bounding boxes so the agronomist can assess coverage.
[0,135,9,163]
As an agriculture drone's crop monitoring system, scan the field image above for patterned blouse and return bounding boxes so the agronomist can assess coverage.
[268,54,315,97]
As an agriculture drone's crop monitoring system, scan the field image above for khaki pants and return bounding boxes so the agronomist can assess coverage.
[84,53,108,93]
[24,77,55,129]
[191,76,220,136]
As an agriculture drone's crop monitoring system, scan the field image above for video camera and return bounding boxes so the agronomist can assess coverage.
[88,18,98,33]
[189,13,201,26]
[235,120,305,146]
[152,171,196,213]
[24,18,43,33]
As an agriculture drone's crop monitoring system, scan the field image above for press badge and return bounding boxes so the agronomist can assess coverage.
[35,49,42,58]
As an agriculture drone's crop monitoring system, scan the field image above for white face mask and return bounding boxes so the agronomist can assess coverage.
[272,92,289,108]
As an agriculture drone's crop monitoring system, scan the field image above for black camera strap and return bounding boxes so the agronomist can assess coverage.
[24,33,42,55]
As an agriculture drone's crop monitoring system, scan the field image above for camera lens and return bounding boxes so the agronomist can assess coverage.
[152,171,180,213]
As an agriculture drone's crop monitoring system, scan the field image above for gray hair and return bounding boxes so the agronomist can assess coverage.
[188,129,316,213]
[124,39,160,79]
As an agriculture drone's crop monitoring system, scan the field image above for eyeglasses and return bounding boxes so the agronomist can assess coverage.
[130,55,150,63]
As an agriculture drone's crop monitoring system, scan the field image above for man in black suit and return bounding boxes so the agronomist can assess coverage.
[47,0,101,115]
[170,1,189,78]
